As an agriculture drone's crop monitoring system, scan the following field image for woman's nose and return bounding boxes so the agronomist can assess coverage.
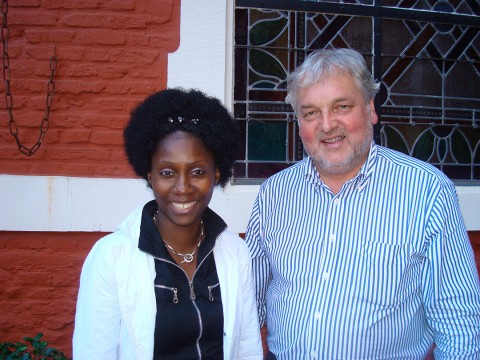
[173,174,191,193]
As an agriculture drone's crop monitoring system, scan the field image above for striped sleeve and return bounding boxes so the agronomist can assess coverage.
[422,179,480,358]
[245,193,271,327]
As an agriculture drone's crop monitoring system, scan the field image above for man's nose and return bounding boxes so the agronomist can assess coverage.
[318,111,336,133]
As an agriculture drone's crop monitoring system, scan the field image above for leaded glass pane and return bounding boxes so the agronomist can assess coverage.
[234,0,480,183]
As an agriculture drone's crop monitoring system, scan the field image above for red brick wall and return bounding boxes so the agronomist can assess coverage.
[1,230,479,357]
[0,0,179,177]
[0,0,180,356]
[0,232,102,357]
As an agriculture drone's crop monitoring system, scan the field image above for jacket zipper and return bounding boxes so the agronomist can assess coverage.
[154,284,178,304]
[155,246,216,360]
[207,283,219,301]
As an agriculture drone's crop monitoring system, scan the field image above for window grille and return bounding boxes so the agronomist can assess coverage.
[234,0,480,184]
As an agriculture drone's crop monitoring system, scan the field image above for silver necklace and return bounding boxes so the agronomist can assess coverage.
[153,211,204,263]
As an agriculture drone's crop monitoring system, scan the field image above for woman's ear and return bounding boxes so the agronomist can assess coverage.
[147,172,152,188]
[215,168,220,185]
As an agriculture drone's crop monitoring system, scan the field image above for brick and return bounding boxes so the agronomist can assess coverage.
[49,147,111,161]
[63,14,112,28]
[127,33,151,47]
[25,46,61,62]
[90,130,123,146]
[95,97,131,111]
[25,30,50,44]
[58,80,106,95]
[149,30,180,51]
[11,12,58,27]
[61,129,92,144]
[43,0,135,10]
[76,30,127,46]
[12,0,42,7]
[110,16,160,30]
[42,129,62,144]
[46,30,76,44]
[142,0,177,20]
[42,0,103,10]
[101,0,136,10]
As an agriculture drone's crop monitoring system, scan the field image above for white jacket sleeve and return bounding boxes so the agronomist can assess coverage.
[73,236,121,360]
[237,240,264,359]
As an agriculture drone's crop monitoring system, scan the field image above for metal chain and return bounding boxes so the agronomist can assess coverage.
[2,0,58,156]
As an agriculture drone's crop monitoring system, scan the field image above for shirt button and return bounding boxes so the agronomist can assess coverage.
[334,198,340,206]
[329,234,336,243]
[314,312,321,320]
[311,351,318,359]
[323,272,329,281]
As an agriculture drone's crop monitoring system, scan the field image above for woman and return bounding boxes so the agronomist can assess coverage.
[73,88,262,359]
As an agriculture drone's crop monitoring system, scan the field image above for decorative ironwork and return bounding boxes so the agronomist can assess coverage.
[1,0,58,156]
[234,0,480,183]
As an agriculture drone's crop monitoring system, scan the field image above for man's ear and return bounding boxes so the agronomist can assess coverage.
[369,100,378,125]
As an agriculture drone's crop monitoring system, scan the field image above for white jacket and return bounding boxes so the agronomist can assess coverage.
[73,205,262,359]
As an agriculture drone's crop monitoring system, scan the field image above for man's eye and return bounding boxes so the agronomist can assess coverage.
[303,110,317,119]
[335,104,350,112]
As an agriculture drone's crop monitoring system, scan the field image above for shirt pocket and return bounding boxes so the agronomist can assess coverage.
[363,240,411,267]
[357,240,417,307]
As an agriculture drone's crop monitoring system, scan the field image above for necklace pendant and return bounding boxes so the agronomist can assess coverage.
[183,254,194,263]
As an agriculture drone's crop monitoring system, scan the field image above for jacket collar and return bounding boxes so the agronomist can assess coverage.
[138,200,227,261]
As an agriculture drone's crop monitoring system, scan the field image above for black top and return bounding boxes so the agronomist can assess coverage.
[138,200,225,360]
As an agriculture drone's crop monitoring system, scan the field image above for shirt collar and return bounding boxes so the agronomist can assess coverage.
[302,141,378,191]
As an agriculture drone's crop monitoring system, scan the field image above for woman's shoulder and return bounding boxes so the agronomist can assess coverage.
[217,229,246,245]
[215,229,251,260]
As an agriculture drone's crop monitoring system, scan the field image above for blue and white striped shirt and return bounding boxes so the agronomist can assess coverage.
[245,143,480,359]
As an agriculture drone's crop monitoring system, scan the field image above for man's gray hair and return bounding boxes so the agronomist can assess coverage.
[285,48,380,112]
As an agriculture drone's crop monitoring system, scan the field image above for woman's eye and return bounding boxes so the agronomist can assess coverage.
[160,170,174,177]
[192,169,205,176]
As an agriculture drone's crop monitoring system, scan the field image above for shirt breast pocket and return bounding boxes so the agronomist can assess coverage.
[363,240,410,267]
[358,240,417,307]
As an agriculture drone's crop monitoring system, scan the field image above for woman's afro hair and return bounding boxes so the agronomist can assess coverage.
[124,88,238,188]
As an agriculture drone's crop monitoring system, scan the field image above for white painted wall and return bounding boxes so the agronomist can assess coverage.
[1,1,479,233]
[0,175,260,233]
[168,0,229,104]
[0,174,479,232]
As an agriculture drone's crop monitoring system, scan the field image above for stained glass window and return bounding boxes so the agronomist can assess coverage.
[234,0,480,183]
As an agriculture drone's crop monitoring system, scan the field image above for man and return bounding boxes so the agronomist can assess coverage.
[245,48,480,359]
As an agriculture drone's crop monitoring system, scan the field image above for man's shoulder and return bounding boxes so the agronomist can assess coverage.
[262,158,308,187]
[375,145,451,184]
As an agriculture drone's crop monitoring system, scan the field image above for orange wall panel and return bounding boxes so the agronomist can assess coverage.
[0,231,103,357]
[0,0,180,178]
[1,230,479,357]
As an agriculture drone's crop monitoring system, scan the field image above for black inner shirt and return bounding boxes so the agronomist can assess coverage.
[138,200,225,360]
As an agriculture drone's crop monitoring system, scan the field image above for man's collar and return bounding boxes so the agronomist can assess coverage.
[302,141,378,190]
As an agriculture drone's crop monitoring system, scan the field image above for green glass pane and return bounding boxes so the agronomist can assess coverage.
[249,49,286,81]
[250,17,287,46]
[383,125,408,155]
[254,81,276,89]
[412,130,434,161]
[438,138,447,162]
[451,130,471,164]
[248,121,286,161]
